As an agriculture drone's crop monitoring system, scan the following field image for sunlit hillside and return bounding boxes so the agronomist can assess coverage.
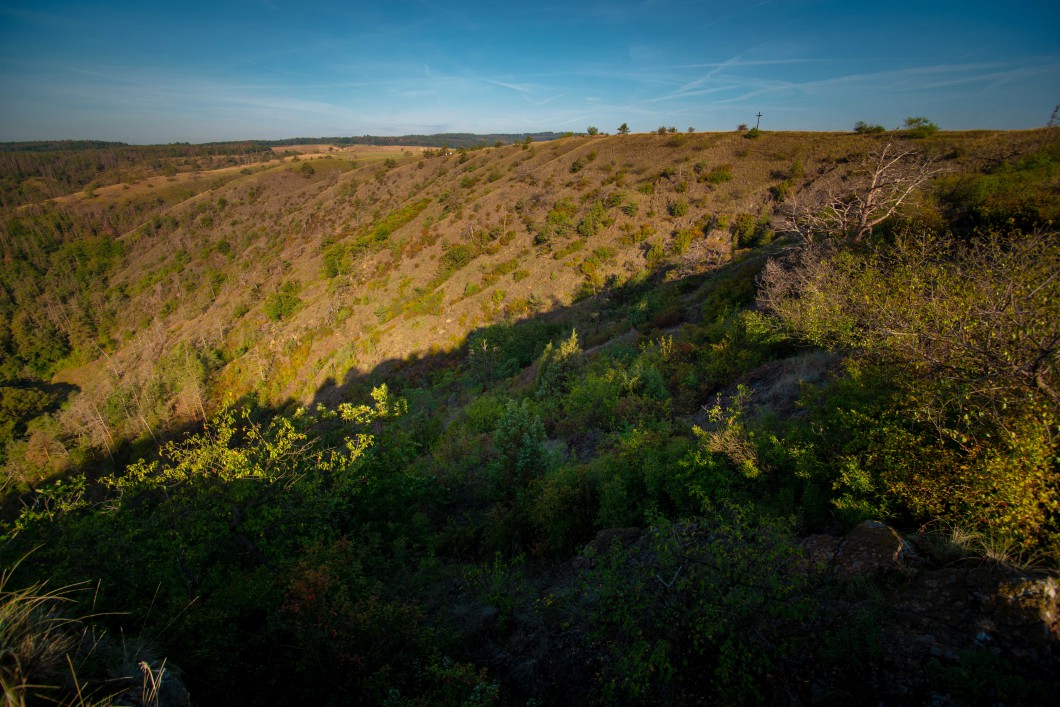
[1,128,1057,705]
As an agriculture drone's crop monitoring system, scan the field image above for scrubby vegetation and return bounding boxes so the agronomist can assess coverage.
[0,128,1057,704]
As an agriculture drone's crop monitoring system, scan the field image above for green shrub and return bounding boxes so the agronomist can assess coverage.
[585,509,813,704]
[729,213,773,248]
[902,116,938,138]
[493,399,547,489]
[578,202,611,237]
[536,329,583,399]
[264,281,302,321]
[759,231,1060,550]
[701,164,734,184]
[440,243,477,274]
[853,121,886,135]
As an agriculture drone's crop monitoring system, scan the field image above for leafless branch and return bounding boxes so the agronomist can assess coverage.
[778,142,947,242]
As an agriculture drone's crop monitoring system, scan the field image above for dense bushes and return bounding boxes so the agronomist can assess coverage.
[586,508,812,704]
[759,231,1059,549]
[3,134,1058,704]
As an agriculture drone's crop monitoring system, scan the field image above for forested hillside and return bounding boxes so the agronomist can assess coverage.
[1,127,1057,705]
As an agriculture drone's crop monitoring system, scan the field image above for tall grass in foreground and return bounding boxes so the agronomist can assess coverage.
[0,557,94,706]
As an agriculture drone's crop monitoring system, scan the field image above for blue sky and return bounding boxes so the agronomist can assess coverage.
[1,0,1058,143]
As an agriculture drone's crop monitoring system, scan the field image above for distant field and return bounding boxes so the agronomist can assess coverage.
[43,144,426,205]
[271,143,428,156]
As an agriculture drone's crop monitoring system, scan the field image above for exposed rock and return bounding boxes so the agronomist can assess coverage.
[798,532,841,573]
[834,519,922,578]
[795,521,1058,700]
[878,567,1059,701]
[798,520,922,578]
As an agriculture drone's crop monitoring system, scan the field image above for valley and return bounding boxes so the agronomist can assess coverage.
[1,127,1057,705]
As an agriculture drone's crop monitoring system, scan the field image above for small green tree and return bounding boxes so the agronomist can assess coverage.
[618,123,630,135]
[264,281,302,321]
[902,116,938,138]
[493,399,547,487]
[587,126,600,136]
[853,121,886,135]
[536,329,583,398]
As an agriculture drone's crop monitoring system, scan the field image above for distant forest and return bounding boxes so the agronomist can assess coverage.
[0,133,566,207]
[259,132,568,148]
[0,132,566,154]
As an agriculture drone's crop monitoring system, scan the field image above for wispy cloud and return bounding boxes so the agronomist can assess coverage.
[707,60,1060,105]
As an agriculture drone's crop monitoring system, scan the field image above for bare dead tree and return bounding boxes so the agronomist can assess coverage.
[778,142,946,242]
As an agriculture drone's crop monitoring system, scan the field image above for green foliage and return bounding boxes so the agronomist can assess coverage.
[546,198,578,234]
[935,142,1060,231]
[319,199,430,277]
[4,386,422,704]
[2,319,70,379]
[280,538,485,704]
[700,163,734,184]
[853,121,886,135]
[535,329,583,398]
[463,552,530,631]
[644,242,667,268]
[465,319,559,381]
[729,212,772,248]
[903,116,938,138]
[492,399,547,489]
[695,385,766,480]
[668,198,689,217]
[439,243,477,275]
[577,201,612,237]
[925,648,1056,704]
[585,509,812,704]
[760,232,1060,548]
[263,280,302,321]
[0,386,52,448]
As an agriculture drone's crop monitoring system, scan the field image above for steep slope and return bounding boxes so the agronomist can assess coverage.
[2,129,1056,482]
[42,132,1057,410]
[0,129,1057,706]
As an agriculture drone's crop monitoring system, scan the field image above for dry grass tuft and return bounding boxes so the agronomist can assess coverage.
[0,558,87,706]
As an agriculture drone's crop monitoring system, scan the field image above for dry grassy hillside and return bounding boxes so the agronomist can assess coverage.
[9,129,1055,458]
[2,128,1058,706]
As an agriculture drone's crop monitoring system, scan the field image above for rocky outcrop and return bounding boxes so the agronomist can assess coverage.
[800,519,923,577]
[802,521,1059,703]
